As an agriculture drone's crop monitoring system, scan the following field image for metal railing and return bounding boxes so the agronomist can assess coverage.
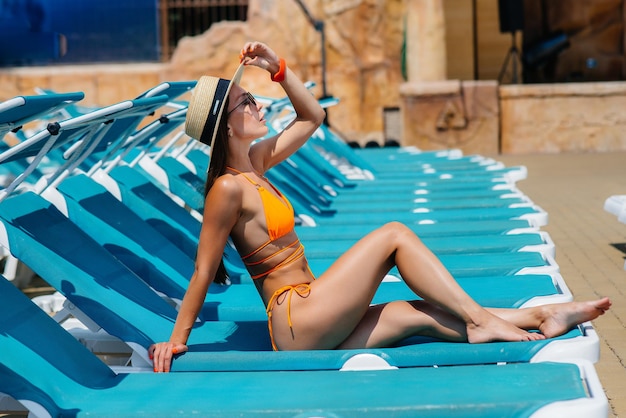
[159,0,248,61]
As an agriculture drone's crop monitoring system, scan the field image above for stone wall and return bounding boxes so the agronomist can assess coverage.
[400,80,499,155]
[500,82,626,154]
[0,63,165,107]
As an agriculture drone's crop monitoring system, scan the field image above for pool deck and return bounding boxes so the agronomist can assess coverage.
[495,151,626,418]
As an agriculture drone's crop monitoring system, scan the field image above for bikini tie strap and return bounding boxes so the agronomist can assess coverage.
[266,283,311,351]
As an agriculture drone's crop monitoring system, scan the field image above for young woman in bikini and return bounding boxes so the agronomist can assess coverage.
[150,41,611,372]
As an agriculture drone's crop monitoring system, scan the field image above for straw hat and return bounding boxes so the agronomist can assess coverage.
[185,63,245,156]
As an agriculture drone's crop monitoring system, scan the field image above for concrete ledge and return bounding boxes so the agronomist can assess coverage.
[500,81,626,99]
[400,80,461,97]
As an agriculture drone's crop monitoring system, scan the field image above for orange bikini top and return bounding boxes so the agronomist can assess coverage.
[227,167,304,280]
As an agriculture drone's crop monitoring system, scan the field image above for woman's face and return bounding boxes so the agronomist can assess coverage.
[227,84,267,141]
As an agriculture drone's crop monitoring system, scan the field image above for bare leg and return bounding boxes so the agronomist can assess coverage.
[295,222,543,350]
[338,300,467,349]
[361,222,543,343]
[487,297,611,338]
[338,297,612,349]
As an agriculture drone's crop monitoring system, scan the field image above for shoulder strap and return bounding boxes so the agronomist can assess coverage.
[226,166,260,188]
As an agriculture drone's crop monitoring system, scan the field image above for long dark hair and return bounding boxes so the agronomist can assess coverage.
[202,99,230,285]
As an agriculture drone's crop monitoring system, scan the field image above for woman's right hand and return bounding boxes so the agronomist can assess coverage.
[149,341,188,373]
[239,41,281,76]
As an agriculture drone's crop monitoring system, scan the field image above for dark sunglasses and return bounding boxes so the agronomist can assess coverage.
[227,92,257,115]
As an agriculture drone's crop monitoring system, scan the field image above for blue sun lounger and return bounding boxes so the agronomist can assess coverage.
[0,278,608,418]
[0,94,167,288]
[0,92,86,184]
[107,154,545,250]
[1,100,247,283]
[0,190,599,373]
[302,231,554,257]
[56,128,555,282]
[180,130,525,197]
[10,182,568,321]
[135,147,549,227]
[9,122,567,310]
[0,95,169,191]
[0,92,84,280]
[204,271,573,320]
[0,92,85,140]
[148,132,548,227]
[291,147,522,195]
[311,121,492,174]
[57,170,557,280]
[93,160,550,278]
[2,101,552,282]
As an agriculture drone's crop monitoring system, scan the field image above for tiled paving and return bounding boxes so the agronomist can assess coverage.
[496,151,626,418]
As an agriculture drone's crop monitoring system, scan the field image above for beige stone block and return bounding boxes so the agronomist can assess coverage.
[0,72,22,99]
[500,81,626,154]
[49,72,99,106]
[95,71,160,106]
[325,69,363,137]
[400,80,499,155]
[16,73,51,96]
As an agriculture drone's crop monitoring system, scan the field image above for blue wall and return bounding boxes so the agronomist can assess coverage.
[0,0,159,66]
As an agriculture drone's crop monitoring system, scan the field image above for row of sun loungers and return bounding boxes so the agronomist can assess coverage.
[0,83,610,417]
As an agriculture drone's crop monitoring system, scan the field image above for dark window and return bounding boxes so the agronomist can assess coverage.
[161,0,248,61]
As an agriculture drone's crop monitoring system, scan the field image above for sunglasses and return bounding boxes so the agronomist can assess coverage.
[227,92,257,116]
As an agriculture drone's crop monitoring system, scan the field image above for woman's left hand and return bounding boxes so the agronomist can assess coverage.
[239,41,281,75]
[149,341,188,373]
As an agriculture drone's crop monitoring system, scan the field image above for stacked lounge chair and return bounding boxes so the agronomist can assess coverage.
[0,87,610,417]
[604,194,626,270]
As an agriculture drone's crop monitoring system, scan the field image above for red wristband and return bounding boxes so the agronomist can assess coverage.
[271,58,286,82]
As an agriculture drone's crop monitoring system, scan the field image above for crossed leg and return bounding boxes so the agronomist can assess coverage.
[337,298,611,349]
[275,222,611,350]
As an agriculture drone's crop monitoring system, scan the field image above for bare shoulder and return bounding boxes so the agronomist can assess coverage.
[211,173,242,195]
[205,173,244,211]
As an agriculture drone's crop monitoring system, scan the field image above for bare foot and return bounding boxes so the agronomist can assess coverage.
[539,297,611,339]
[467,312,545,343]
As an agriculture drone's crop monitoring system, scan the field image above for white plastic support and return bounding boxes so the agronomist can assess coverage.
[339,353,397,371]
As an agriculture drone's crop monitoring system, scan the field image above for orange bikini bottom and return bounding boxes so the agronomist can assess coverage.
[266,283,312,351]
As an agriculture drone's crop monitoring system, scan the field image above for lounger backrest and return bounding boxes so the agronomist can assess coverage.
[135,81,196,100]
[0,92,85,139]
[54,173,195,299]
[0,275,116,394]
[100,107,188,171]
[0,95,169,188]
[0,191,178,347]
[106,165,201,258]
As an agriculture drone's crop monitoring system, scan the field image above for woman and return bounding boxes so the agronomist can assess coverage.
[150,41,611,372]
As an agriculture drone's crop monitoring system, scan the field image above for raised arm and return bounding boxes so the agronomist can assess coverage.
[242,42,326,171]
[149,176,241,372]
